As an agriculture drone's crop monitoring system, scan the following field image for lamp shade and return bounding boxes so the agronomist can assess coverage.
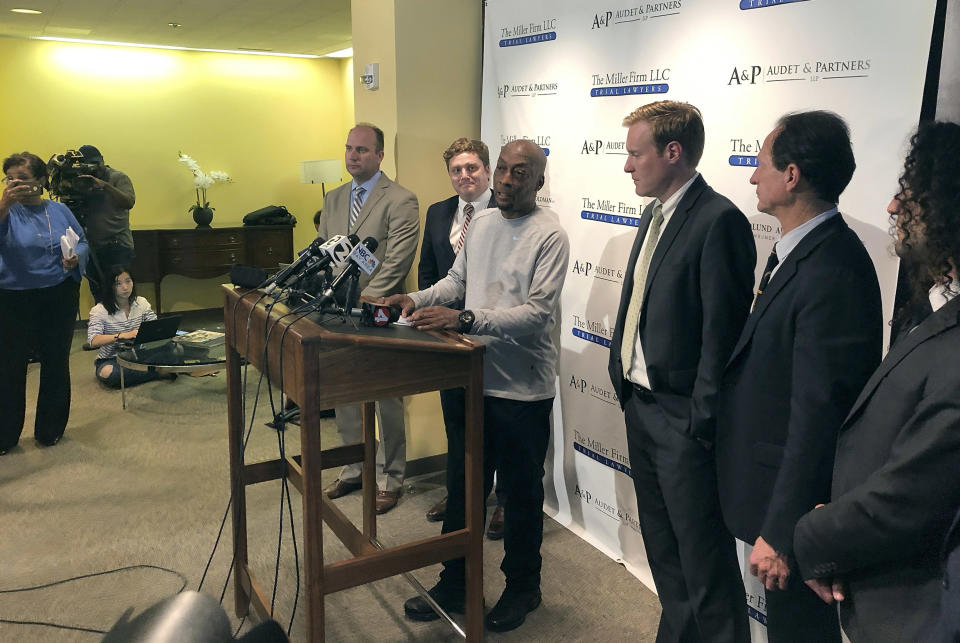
[300,159,342,184]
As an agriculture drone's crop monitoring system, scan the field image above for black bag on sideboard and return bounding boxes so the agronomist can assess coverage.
[243,205,297,227]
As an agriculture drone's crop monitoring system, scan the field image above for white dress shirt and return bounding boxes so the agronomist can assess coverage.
[626,172,700,388]
[448,192,492,249]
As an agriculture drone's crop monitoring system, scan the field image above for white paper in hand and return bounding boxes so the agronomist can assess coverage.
[60,226,80,258]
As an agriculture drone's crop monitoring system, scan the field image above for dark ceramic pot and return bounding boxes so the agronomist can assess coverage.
[192,206,214,228]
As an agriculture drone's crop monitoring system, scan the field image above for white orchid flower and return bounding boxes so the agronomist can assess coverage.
[177,152,201,173]
[194,173,215,189]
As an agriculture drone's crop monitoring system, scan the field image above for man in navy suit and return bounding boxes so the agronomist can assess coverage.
[608,100,755,643]
[790,120,960,642]
[418,138,505,539]
[715,111,882,642]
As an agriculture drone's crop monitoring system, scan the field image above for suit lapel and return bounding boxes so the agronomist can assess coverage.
[442,196,458,252]
[640,176,705,306]
[845,295,960,425]
[727,214,845,365]
[352,174,391,233]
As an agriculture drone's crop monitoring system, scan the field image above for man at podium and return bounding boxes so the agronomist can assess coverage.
[383,139,569,633]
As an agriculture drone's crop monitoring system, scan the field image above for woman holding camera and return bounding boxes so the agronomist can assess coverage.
[0,151,89,455]
[87,265,160,388]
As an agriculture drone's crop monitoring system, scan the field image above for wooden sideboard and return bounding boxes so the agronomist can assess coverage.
[130,225,293,313]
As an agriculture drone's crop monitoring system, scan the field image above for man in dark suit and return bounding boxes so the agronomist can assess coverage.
[319,123,420,514]
[608,100,755,643]
[939,510,960,643]
[418,137,506,539]
[715,111,882,642]
[791,120,960,642]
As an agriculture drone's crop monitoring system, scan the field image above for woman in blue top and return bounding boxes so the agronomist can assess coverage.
[0,152,89,455]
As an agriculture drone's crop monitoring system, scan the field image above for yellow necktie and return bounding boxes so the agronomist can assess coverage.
[620,203,664,376]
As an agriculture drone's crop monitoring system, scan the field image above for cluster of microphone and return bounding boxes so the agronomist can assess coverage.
[253,234,400,326]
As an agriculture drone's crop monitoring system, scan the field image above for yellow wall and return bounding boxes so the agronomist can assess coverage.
[0,36,353,314]
[351,0,484,462]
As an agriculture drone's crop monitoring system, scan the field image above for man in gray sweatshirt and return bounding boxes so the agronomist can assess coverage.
[383,139,569,633]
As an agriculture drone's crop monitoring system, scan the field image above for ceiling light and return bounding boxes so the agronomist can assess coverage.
[168,22,181,28]
[325,47,353,58]
[11,8,43,14]
[32,36,320,59]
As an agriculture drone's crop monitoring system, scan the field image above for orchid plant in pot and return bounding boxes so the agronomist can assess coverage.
[178,152,232,228]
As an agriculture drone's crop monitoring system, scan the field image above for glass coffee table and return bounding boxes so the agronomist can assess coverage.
[116,339,226,409]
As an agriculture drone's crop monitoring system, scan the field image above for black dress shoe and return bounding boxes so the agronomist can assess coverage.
[404,583,465,621]
[323,478,361,499]
[426,496,447,522]
[484,588,541,632]
[36,435,62,448]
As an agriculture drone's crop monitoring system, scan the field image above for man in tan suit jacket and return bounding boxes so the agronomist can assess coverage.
[318,122,420,514]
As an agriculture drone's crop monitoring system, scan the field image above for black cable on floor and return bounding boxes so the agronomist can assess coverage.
[0,564,188,636]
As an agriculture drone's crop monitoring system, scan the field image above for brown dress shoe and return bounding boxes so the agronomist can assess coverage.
[376,489,401,514]
[487,504,505,540]
[426,496,447,522]
[324,478,361,499]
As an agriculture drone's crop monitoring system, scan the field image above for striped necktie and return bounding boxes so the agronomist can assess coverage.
[349,186,365,231]
[455,203,475,253]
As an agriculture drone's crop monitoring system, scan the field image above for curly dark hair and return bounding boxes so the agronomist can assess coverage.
[892,120,960,324]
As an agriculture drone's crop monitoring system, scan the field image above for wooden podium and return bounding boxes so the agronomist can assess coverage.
[223,287,486,640]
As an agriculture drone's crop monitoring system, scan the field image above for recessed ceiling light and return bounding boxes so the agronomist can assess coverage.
[32,36,321,59]
[11,8,43,14]
[168,22,181,28]
[325,47,353,58]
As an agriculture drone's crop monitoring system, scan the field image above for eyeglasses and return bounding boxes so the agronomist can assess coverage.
[115,278,133,286]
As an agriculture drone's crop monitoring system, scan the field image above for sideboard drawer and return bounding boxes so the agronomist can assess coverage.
[160,231,242,252]
[248,229,294,269]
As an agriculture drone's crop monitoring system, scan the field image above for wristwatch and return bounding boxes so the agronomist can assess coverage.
[457,309,475,334]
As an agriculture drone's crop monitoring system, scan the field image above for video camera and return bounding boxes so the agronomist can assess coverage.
[46,149,105,226]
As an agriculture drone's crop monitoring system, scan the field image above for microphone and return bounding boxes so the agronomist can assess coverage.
[291,234,359,284]
[316,237,380,308]
[263,236,327,293]
[315,303,401,327]
[360,301,401,326]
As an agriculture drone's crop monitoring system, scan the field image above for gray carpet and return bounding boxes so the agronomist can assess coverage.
[0,329,660,642]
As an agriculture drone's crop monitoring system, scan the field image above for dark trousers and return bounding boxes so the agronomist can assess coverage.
[439,388,505,505]
[764,571,841,643]
[95,357,159,389]
[86,242,134,301]
[440,395,553,592]
[625,389,749,643]
[0,279,80,450]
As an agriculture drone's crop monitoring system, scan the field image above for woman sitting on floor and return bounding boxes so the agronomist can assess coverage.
[87,265,163,388]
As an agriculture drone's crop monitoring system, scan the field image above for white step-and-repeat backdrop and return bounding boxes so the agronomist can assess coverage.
[481,1,938,637]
